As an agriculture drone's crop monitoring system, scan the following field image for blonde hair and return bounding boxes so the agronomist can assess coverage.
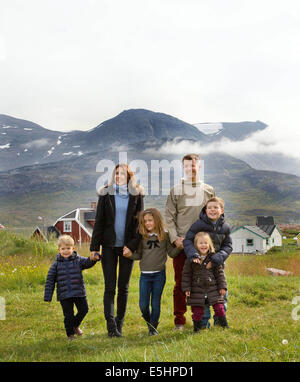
[194,232,215,254]
[58,235,75,247]
[206,196,224,210]
[138,208,166,241]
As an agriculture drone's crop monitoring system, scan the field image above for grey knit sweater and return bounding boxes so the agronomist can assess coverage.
[129,232,181,272]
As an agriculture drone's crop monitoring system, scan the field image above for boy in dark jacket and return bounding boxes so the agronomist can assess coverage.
[183,197,232,328]
[44,235,100,341]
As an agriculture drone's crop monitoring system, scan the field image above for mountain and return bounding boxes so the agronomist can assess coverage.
[0,148,299,227]
[1,109,299,228]
[228,152,300,178]
[0,110,208,172]
[194,120,268,141]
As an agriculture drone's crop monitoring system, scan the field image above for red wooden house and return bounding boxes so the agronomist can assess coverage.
[53,202,97,245]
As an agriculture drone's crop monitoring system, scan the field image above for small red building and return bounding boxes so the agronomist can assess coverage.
[53,203,97,245]
[31,226,48,242]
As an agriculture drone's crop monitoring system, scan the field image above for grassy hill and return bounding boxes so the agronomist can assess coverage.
[0,230,299,362]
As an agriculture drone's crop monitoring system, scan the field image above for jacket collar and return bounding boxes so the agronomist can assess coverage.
[56,251,78,262]
[200,206,225,227]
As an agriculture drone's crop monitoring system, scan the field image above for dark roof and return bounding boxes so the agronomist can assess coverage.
[84,211,96,221]
[258,225,276,235]
[60,211,76,219]
[47,226,61,238]
[256,216,275,226]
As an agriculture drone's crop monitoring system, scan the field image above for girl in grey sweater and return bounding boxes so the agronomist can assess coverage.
[123,208,181,335]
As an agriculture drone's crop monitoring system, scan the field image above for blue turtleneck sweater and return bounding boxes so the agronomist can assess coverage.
[114,184,129,247]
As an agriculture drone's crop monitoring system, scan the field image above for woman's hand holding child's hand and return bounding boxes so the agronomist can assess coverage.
[90,252,101,261]
[123,246,132,257]
[192,258,201,264]
[219,289,226,296]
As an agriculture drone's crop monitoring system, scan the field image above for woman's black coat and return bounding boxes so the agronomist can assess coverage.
[90,184,144,253]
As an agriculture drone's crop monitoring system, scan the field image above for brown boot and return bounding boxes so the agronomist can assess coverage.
[74,327,83,336]
[68,335,75,342]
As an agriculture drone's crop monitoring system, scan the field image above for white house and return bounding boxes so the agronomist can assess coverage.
[231,226,270,254]
[231,216,282,254]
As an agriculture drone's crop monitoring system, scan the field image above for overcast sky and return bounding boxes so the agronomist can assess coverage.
[1,0,300,155]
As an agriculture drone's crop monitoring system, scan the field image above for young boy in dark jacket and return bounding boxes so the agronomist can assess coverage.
[183,197,232,328]
[44,235,100,341]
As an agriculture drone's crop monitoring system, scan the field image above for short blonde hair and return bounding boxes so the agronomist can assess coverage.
[58,235,75,247]
[194,232,215,254]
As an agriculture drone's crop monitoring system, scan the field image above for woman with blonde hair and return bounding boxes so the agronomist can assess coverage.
[90,163,144,337]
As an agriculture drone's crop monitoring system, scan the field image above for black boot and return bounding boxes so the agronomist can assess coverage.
[108,328,122,337]
[193,320,202,333]
[107,320,122,337]
[148,322,159,336]
[215,315,229,329]
[116,318,124,336]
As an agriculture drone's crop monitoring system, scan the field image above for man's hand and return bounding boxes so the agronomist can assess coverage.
[185,291,190,297]
[123,246,132,257]
[173,237,184,249]
[219,289,226,296]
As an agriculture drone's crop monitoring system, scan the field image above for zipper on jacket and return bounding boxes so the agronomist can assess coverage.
[65,261,71,295]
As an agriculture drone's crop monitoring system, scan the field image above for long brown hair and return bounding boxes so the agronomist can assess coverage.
[104,163,144,195]
[138,208,166,241]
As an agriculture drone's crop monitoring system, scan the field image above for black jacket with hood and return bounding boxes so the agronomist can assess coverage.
[44,252,97,302]
[183,206,232,266]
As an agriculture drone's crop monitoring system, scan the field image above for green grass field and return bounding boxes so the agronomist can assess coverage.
[0,231,300,362]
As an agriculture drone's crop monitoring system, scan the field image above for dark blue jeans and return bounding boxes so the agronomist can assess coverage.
[139,270,166,325]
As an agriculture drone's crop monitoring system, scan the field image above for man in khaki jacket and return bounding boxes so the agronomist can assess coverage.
[165,153,215,330]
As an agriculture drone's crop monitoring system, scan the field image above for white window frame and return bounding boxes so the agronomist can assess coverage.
[63,221,72,232]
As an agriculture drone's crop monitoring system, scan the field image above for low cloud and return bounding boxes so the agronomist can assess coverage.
[145,126,300,160]
[23,139,49,149]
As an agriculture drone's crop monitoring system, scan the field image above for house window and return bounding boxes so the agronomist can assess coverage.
[266,238,269,245]
[63,221,72,232]
[247,239,254,246]
[272,238,274,243]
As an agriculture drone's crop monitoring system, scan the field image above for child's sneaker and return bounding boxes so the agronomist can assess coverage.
[68,335,75,342]
[75,327,83,336]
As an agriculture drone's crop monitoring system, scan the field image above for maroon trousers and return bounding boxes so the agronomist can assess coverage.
[191,304,225,321]
[173,250,187,325]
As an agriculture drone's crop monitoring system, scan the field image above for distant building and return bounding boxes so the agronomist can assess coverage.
[31,226,48,242]
[53,202,97,245]
[231,216,282,254]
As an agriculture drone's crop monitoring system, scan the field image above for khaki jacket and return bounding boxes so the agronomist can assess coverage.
[165,179,215,244]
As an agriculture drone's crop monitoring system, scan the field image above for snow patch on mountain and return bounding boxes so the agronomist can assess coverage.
[0,143,10,149]
[194,123,223,135]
